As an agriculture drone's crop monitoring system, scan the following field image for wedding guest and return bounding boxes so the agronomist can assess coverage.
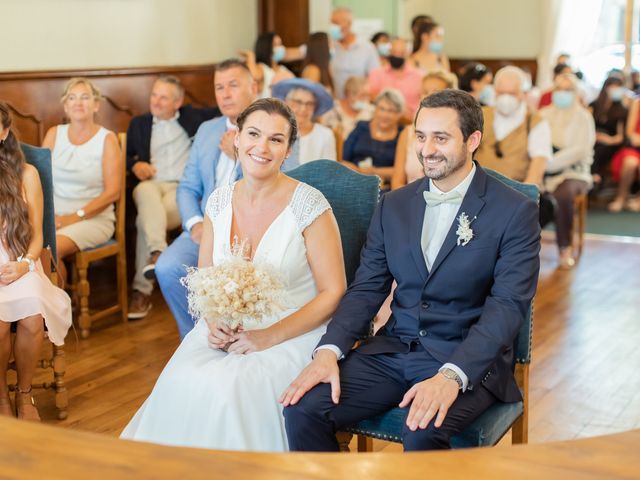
[459,62,494,106]
[391,71,458,190]
[368,38,423,118]
[409,22,450,74]
[371,31,391,67]
[41,78,122,283]
[0,102,72,421]
[240,32,295,99]
[539,73,595,269]
[538,63,573,109]
[589,76,627,188]
[329,6,380,98]
[155,59,300,339]
[608,97,640,212]
[410,14,435,53]
[343,89,404,187]
[301,32,335,94]
[122,98,346,452]
[320,76,374,140]
[126,76,220,319]
[273,78,336,163]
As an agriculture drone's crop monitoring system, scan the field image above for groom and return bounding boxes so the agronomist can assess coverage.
[281,90,541,451]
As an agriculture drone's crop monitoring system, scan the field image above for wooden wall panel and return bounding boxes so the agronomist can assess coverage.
[258,0,310,46]
[450,58,538,84]
[0,65,217,146]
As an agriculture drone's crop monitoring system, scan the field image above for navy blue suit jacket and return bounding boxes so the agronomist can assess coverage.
[319,164,541,402]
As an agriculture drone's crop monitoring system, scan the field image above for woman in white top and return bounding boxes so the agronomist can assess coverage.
[273,78,337,164]
[121,98,346,451]
[539,73,595,269]
[42,78,122,281]
[241,32,295,99]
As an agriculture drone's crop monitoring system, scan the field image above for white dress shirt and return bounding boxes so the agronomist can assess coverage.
[150,112,191,182]
[319,165,480,391]
[493,102,553,163]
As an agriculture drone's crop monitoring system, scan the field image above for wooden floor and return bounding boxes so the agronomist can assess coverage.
[25,233,640,449]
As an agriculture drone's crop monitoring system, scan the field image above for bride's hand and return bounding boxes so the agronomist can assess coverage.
[207,321,235,349]
[226,328,276,354]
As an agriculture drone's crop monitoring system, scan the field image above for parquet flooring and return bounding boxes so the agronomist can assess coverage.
[26,233,640,448]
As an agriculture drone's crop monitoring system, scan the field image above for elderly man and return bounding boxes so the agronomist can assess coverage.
[475,66,552,186]
[154,59,299,338]
[368,38,424,118]
[330,6,380,99]
[126,76,220,319]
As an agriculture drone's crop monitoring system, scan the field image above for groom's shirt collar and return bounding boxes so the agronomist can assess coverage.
[428,162,476,199]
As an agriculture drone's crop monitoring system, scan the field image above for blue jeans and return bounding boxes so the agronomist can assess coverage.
[156,231,200,339]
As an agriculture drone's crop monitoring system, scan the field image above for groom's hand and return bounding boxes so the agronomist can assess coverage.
[399,373,459,431]
[279,349,340,406]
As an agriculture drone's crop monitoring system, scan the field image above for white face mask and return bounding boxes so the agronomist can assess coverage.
[495,94,521,116]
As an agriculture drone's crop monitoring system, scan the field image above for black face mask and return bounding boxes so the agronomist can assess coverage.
[388,55,405,70]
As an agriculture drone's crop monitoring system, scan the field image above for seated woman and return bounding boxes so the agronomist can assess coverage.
[539,73,596,269]
[301,32,334,94]
[409,21,450,74]
[42,78,122,281]
[320,76,374,140]
[589,75,627,189]
[608,96,640,212]
[459,62,494,106]
[121,98,346,451]
[391,71,458,190]
[343,89,404,188]
[0,102,72,421]
[241,32,295,99]
[272,78,336,163]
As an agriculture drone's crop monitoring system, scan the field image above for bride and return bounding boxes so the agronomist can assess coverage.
[121,98,346,451]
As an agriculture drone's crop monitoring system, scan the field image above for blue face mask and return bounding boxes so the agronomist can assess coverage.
[609,87,624,102]
[329,48,336,60]
[329,24,343,41]
[552,90,575,109]
[478,84,494,105]
[377,42,391,57]
[272,45,285,63]
[429,41,444,54]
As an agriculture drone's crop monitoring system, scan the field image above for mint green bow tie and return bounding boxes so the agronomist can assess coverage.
[423,190,463,207]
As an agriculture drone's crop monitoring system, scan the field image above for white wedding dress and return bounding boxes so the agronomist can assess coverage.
[121,181,331,451]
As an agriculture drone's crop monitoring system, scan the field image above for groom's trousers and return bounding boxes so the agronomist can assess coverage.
[283,345,497,451]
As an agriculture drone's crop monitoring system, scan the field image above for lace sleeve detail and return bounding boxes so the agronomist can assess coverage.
[205,184,233,223]
[291,183,332,232]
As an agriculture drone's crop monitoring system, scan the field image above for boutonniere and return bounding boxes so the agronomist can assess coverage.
[456,212,477,246]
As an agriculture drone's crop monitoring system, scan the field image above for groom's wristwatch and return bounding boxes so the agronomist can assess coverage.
[440,368,463,389]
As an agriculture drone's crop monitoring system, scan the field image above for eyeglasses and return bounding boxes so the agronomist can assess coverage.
[289,98,316,110]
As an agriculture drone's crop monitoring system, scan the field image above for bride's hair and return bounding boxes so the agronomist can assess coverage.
[0,101,32,260]
[236,98,298,147]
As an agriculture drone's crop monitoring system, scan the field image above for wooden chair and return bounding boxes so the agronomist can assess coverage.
[7,143,68,420]
[340,168,539,451]
[332,127,344,162]
[572,192,587,260]
[69,133,128,338]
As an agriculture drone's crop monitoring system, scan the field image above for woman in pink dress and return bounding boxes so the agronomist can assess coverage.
[0,102,72,421]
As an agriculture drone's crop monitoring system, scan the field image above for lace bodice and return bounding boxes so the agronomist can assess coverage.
[204,181,331,315]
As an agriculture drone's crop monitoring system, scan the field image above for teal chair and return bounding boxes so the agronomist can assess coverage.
[288,160,380,285]
[342,168,538,451]
[6,144,68,419]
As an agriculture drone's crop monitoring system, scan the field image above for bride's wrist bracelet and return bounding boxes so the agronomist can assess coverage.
[17,254,36,272]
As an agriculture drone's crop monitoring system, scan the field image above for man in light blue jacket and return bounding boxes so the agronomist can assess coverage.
[156,58,299,338]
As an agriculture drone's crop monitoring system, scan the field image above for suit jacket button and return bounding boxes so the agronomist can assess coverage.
[419,329,427,337]
[421,302,430,309]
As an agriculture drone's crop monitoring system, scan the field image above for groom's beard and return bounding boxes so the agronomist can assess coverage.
[419,146,467,181]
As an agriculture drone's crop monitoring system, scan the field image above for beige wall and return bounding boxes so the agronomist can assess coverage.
[399,0,541,58]
[1,0,257,72]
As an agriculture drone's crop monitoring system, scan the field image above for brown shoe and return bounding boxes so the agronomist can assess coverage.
[128,291,152,320]
[142,250,162,280]
[15,388,40,422]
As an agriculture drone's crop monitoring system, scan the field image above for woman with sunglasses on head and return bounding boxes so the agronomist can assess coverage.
[459,62,494,106]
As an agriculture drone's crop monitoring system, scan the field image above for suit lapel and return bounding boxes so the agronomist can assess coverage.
[428,165,488,279]
[409,178,429,282]
[142,116,153,161]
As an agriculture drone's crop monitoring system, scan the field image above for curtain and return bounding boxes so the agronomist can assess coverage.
[537,0,604,89]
